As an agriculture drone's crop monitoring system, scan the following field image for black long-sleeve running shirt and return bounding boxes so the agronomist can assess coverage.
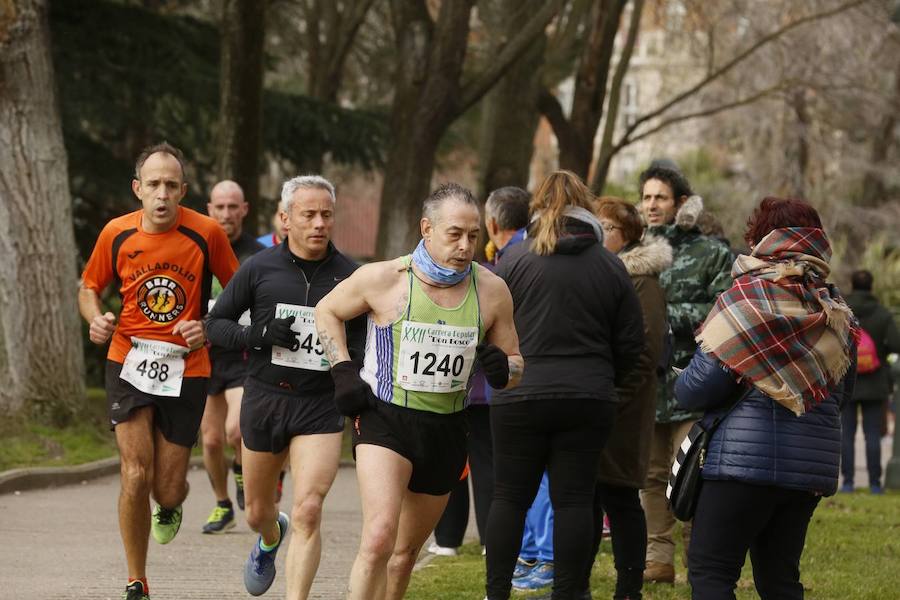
[206,241,365,396]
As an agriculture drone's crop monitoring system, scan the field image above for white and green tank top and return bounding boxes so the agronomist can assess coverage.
[360,256,483,414]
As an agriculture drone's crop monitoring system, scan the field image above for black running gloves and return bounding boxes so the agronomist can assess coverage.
[331,360,371,416]
[248,315,298,350]
[476,342,509,389]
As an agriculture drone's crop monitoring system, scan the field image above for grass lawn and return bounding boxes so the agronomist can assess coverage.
[406,491,900,599]
[0,388,357,471]
[0,388,117,471]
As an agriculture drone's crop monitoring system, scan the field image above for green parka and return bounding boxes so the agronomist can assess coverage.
[648,197,733,423]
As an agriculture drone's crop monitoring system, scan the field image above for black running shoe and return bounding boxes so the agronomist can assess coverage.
[123,581,150,600]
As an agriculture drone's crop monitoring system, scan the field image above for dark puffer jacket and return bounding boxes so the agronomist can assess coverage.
[675,350,855,496]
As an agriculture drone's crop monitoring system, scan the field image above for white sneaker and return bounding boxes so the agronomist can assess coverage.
[426,541,458,556]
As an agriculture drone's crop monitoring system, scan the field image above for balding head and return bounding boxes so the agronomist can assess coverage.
[210,180,245,203]
[208,180,248,241]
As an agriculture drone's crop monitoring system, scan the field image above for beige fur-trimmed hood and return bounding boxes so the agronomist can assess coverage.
[619,234,673,277]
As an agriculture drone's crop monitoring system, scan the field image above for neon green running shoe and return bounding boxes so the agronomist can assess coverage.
[202,504,236,534]
[151,504,183,544]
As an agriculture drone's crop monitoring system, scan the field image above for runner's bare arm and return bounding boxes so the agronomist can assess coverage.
[315,263,382,364]
[479,269,524,389]
[78,285,117,345]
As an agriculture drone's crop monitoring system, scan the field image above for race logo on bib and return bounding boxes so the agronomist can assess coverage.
[137,276,187,323]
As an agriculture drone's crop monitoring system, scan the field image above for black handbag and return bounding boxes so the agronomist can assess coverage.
[666,385,750,521]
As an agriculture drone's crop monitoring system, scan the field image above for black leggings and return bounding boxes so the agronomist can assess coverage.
[485,398,615,600]
[689,479,820,600]
[584,483,646,599]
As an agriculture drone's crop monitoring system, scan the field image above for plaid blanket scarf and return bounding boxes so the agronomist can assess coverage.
[695,227,857,415]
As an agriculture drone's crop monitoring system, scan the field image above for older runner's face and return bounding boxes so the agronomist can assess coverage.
[282,187,334,260]
[423,199,481,271]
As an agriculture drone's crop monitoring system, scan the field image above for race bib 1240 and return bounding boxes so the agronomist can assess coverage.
[396,321,478,393]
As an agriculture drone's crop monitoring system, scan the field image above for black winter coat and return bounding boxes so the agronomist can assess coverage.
[492,220,644,404]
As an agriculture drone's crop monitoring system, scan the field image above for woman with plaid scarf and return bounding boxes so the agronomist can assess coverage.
[674,197,858,600]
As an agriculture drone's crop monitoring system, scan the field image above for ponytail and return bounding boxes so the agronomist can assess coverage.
[529,171,596,255]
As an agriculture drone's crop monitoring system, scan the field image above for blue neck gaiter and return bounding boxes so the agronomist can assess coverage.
[411,239,471,285]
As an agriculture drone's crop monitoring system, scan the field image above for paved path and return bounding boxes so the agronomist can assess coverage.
[0,464,364,600]
[0,425,890,599]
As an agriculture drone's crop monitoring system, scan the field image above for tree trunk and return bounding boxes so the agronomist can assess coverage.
[375,0,473,259]
[553,0,628,178]
[216,0,266,233]
[479,0,546,195]
[788,87,811,198]
[591,0,643,193]
[860,53,900,207]
[375,0,564,258]
[0,0,85,420]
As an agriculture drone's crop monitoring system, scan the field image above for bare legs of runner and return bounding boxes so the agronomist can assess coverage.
[347,444,450,600]
[115,406,191,580]
[200,387,243,502]
[243,432,342,600]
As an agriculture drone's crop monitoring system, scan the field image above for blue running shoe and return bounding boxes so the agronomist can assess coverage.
[512,557,538,580]
[243,511,290,596]
[512,560,554,591]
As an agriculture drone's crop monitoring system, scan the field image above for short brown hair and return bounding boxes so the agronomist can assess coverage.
[134,141,186,180]
[595,197,643,245]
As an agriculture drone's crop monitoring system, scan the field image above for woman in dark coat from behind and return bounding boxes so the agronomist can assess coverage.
[484,171,645,600]
[675,197,857,600]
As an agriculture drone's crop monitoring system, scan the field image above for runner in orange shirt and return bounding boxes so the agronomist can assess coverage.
[78,142,239,600]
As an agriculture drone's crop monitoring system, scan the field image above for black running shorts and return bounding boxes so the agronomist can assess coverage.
[240,379,345,454]
[207,354,247,396]
[352,394,468,496]
[105,361,208,448]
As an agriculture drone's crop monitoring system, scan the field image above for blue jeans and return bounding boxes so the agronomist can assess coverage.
[840,400,884,487]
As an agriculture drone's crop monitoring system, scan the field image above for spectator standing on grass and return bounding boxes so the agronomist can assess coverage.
[581,198,671,600]
[638,164,732,585]
[676,197,857,600]
[484,171,644,600]
[840,269,900,494]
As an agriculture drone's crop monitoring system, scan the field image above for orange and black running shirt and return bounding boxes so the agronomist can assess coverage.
[81,206,239,378]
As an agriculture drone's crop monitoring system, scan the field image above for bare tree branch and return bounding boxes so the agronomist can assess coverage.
[620,82,786,150]
[591,0,644,190]
[329,0,378,80]
[456,0,566,116]
[614,0,871,148]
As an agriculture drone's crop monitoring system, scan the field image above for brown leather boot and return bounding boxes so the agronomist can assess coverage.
[643,560,675,584]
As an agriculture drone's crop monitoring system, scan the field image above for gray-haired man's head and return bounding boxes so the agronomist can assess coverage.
[485,186,529,250]
[280,175,336,213]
